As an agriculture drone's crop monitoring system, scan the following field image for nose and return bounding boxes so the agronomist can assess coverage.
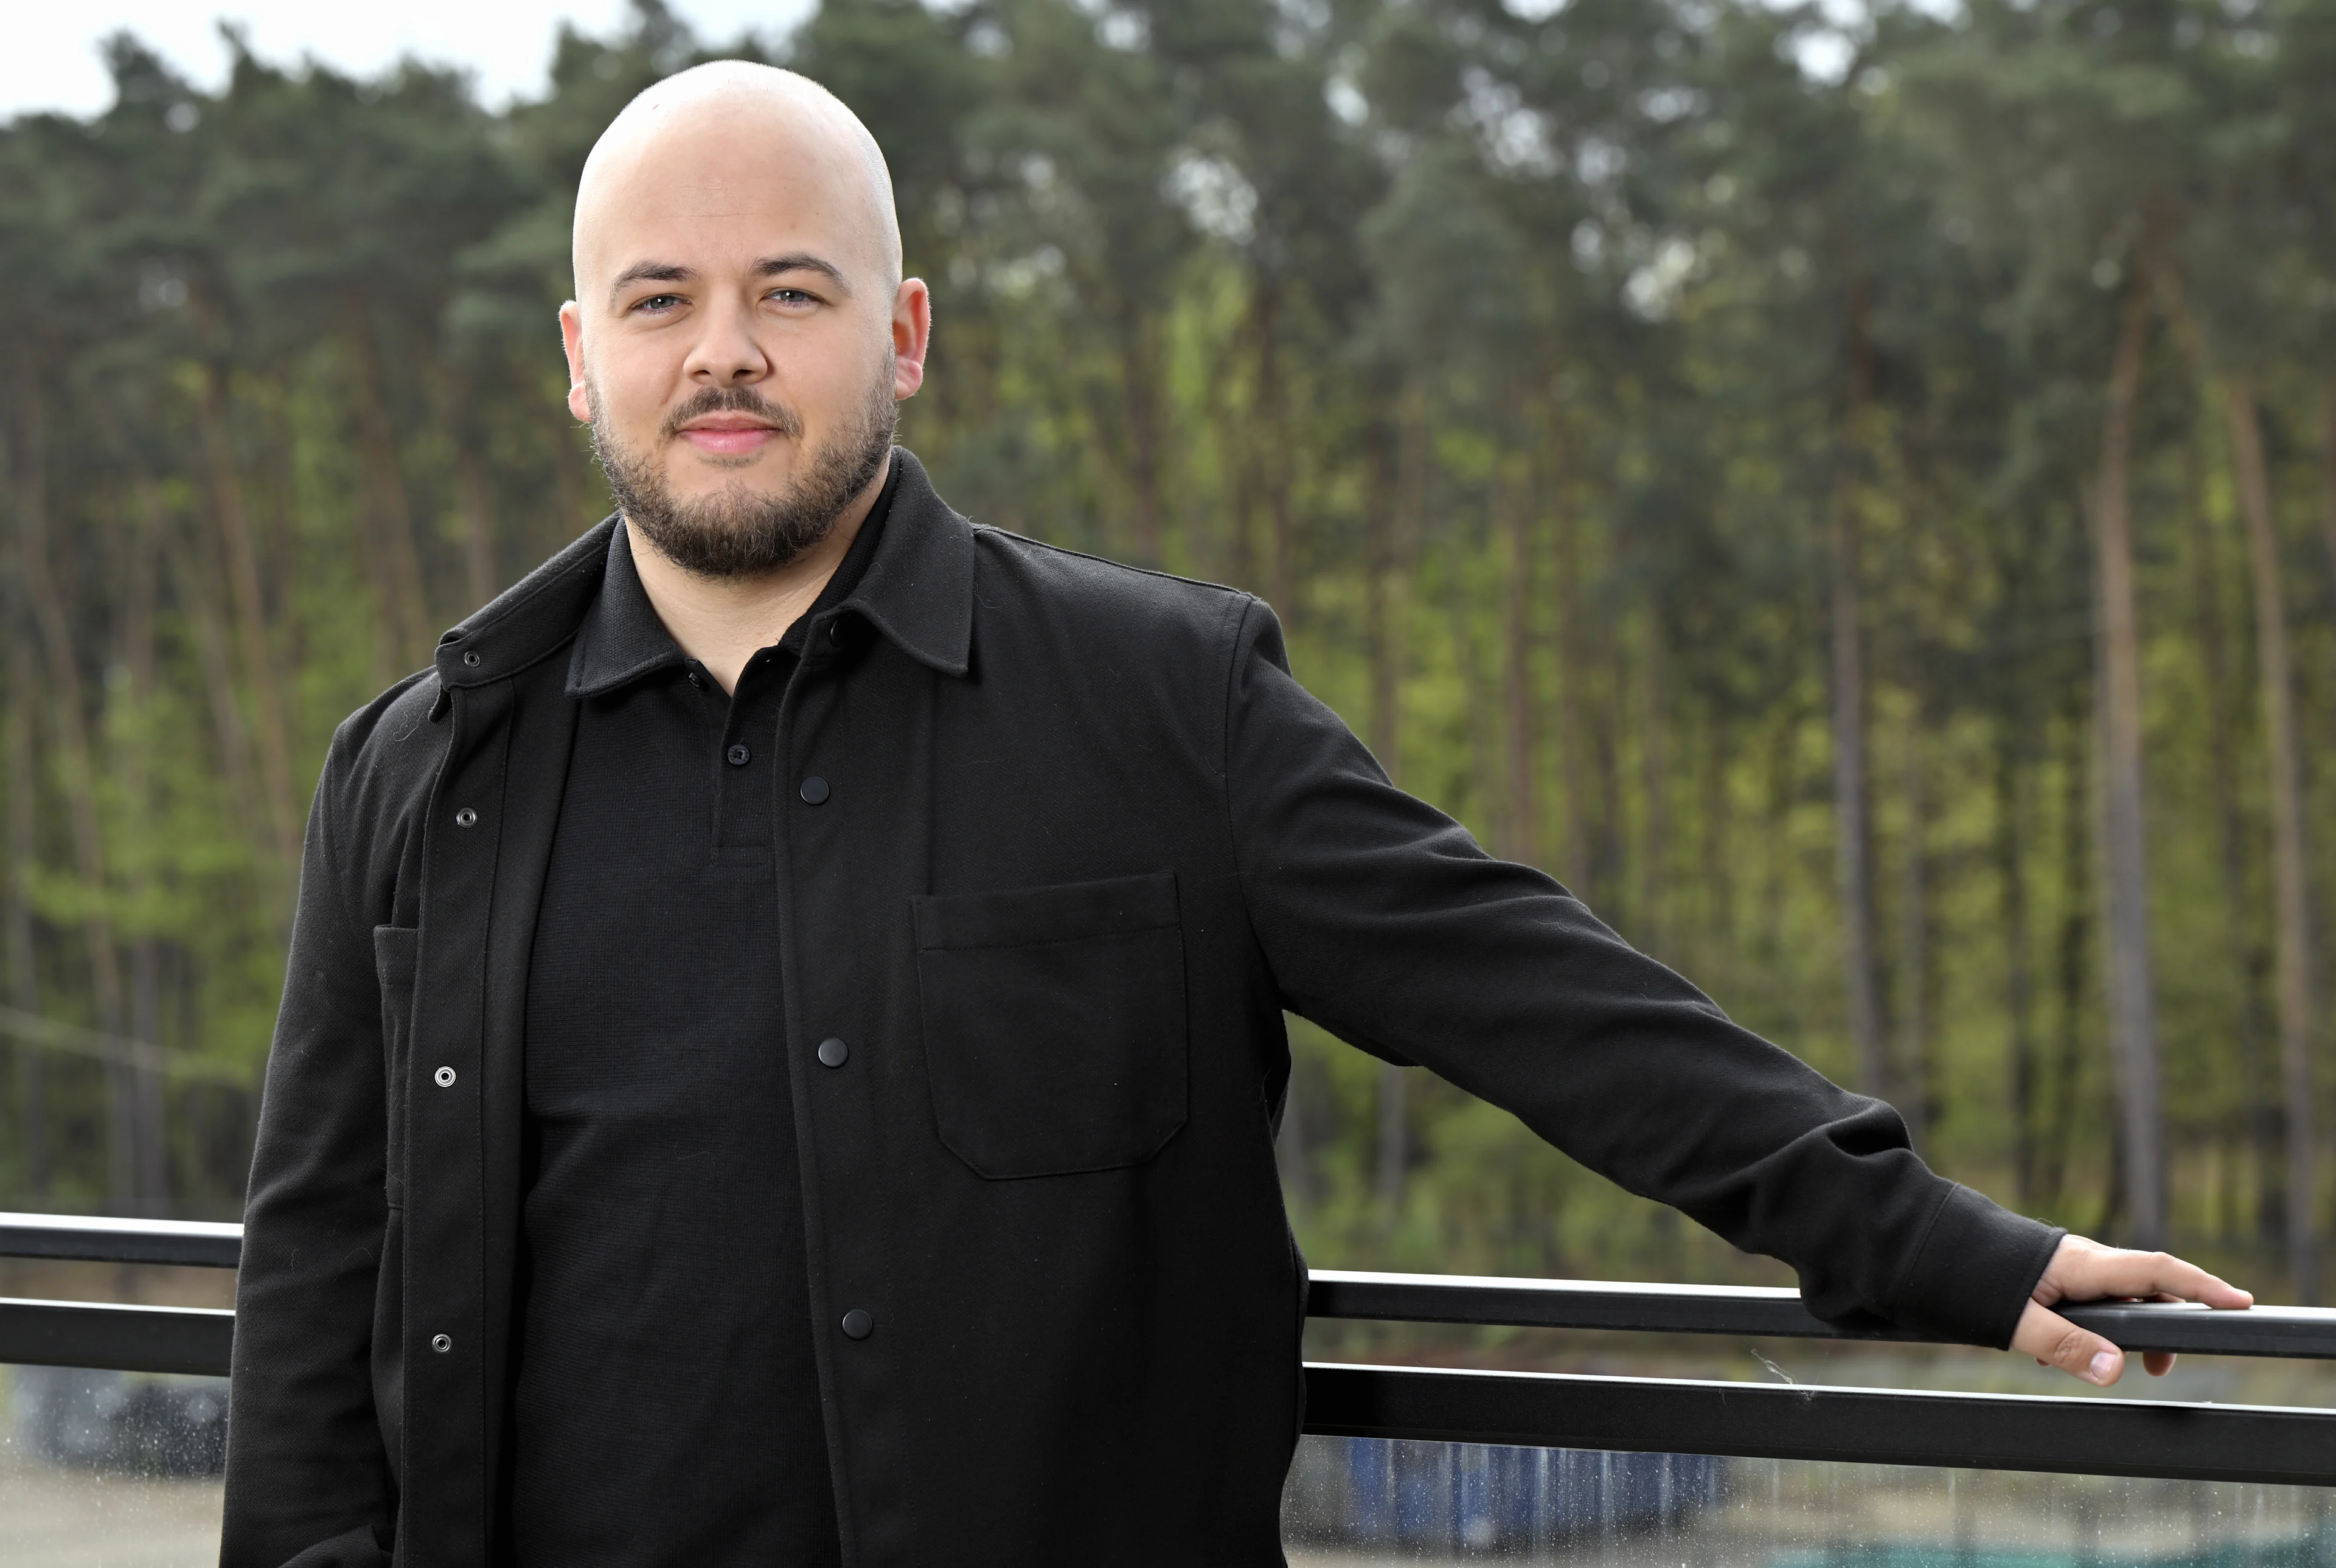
[681,294,768,386]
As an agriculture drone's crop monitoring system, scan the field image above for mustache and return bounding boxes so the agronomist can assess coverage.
[659,384,807,443]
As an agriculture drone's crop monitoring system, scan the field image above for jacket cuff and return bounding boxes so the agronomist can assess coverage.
[1888,1183,2064,1349]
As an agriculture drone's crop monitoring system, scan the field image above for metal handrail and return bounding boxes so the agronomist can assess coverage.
[0,1212,243,1269]
[2,1214,2330,1486]
[1308,1268,2336,1359]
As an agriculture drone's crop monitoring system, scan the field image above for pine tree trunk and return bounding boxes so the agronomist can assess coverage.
[2225,376,2318,1300]
[1830,402,1887,1103]
[1700,721,1736,958]
[1556,457,1591,902]
[162,524,266,859]
[554,428,589,558]
[1375,1061,1407,1218]
[1451,543,1502,836]
[1501,455,1539,867]
[1118,307,1164,567]
[1276,1042,1315,1209]
[457,446,499,616]
[2043,702,2096,1210]
[2093,276,2164,1247]
[5,612,43,1198]
[11,383,131,1210]
[1249,282,1298,625]
[2183,441,2281,1244]
[1638,608,1669,956]
[194,362,302,871]
[122,492,172,1217]
[1366,394,1424,1220]
[350,320,434,665]
[1897,710,1932,1151]
[1997,741,2038,1204]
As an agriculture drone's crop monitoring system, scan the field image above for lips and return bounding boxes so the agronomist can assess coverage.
[676,417,781,457]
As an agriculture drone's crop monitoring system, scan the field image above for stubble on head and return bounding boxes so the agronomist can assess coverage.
[587,352,899,581]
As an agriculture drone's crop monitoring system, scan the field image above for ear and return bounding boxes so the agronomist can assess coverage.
[892,278,932,400]
[559,301,592,423]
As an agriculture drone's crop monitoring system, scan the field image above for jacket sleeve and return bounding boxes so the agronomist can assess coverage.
[222,728,398,1568]
[1222,598,2059,1348]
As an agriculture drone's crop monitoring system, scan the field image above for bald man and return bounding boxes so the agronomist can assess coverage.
[222,61,2247,1568]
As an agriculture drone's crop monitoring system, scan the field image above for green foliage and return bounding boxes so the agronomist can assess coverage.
[1,0,2331,1281]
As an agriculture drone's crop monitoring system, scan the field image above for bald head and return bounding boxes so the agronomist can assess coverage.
[574,60,903,300]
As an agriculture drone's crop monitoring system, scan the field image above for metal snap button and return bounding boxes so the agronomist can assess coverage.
[431,1333,453,1354]
[839,1309,873,1341]
[462,649,482,667]
[454,807,478,828]
[433,1066,456,1089]
[816,1037,849,1069]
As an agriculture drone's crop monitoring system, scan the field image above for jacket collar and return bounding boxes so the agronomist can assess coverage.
[433,446,975,691]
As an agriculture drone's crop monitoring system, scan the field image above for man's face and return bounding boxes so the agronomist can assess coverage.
[560,102,928,576]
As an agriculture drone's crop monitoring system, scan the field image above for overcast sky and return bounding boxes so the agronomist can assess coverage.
[4,2,818,122]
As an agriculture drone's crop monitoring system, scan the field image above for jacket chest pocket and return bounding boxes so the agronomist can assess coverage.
[373,925,419,1207]
[912,871,1189,1179]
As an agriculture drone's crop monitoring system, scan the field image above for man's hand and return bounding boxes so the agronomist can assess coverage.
[2011,1234,2252,1386]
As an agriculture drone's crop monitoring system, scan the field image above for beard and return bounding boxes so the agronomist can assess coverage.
[589,362,898,578]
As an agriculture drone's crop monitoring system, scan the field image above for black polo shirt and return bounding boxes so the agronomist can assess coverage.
[505,474,894,1566]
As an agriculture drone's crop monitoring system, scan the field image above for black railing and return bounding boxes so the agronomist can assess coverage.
[4,1214,2333,1486]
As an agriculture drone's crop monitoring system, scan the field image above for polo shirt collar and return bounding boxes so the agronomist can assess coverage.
[836,448,973,679]
[564,525,685,698]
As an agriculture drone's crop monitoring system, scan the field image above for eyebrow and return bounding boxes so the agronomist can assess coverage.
[607,261,693,304]
[606,254,852,307]
[753,253,852,294]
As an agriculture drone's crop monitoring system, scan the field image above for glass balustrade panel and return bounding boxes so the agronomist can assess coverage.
[1282,1437,2336,1566]
[0,1365,226,1567]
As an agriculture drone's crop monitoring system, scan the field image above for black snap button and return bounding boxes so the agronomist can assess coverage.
[462,649,482,667]
[827,617,849,647]
[454,808,478,828]
[431,1333,453,1354]
[799,775,831,805]
[817,1037,849,1069]
[726,743,751,767]
[840,1309,874,1341]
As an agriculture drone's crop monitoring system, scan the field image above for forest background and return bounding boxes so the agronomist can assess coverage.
[2,0,2333,1305]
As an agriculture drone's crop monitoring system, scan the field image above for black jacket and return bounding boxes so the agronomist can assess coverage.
[222,450,2059,1568]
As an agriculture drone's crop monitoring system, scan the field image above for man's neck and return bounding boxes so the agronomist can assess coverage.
[625,454,889,694]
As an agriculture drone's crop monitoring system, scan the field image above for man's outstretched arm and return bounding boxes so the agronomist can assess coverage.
[1220,597,2249,1379]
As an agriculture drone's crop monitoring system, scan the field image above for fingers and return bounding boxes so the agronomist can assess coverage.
[2012,1300,2126,1386]
[2141,1351,2177,1377]
[2034,1235,2253,1311]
